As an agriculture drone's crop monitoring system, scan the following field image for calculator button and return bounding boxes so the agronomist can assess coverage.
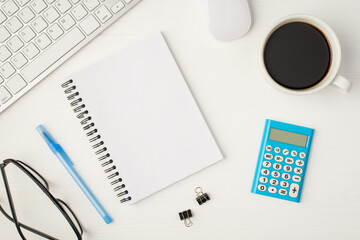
[264,153,273,160]
[292,175,301,182]
[295,160,305,166]
[266,145,272,151]
[294,167,303,174]
[259,176,268,183]
[262,161,271,168]
[270,179,278,186]
[258,184,266,191]
[291,150,297,157]
[285,158,294,164]
[284,165,292,172]
[274,147,281,153]
[261,169,269,176]
[280,181,289,188]
[289,183,299,198]
[273,163,282,170]
[282,173,291,180]
[282,149,289,155]
[279,189,287,195]
[274,155,283,162]
[299,152,306,159]
[271,171,280,178]
[268,187,277,194]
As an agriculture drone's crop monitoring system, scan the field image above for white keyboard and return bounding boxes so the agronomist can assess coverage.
[0,0,142,113]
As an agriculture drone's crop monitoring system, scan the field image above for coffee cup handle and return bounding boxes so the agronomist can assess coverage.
[329,75,352,93]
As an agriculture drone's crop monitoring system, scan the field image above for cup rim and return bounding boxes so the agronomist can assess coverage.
[260,14,342,95]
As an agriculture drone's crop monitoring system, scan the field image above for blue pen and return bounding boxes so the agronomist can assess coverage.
[36,124,113,224]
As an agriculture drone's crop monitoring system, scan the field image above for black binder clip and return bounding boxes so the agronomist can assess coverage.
[179,209,193,227]
[195,187,210,205]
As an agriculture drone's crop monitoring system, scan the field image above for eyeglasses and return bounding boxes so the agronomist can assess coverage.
[0,159,83,240]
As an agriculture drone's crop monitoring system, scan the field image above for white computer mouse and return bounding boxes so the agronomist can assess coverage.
[203,0,252,41]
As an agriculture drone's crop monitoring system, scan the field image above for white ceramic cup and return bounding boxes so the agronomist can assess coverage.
[260,14,352,94]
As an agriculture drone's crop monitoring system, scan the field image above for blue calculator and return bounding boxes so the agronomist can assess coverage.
[251,119,314,203]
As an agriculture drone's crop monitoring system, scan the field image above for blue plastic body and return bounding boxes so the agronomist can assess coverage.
[251,119,314,203]
[36,124,113,224]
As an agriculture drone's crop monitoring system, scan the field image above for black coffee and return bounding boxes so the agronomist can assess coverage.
[264,22,331,89]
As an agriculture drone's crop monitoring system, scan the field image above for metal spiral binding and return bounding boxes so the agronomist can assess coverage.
[61,79,131,203]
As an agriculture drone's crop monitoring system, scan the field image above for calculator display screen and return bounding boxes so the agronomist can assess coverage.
[269,128,308,147]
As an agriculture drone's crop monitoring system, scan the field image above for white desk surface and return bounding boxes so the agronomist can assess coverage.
[1,0,360,239]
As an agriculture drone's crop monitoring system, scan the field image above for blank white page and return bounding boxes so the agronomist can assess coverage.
[69,33,223,203]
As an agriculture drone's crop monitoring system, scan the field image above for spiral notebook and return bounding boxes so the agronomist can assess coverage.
[61,33,223,204]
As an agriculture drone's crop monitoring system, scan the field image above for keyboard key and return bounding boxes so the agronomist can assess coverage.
[55,0,72,13]
[6,74,27,94]
[35,33,51,49]
[260,169,269,175]
[299,152,306,159]
[0,10,7,23]
[2,0,19,16]
[7,36,24,52]
[279,189,287,196]
[19,26,35,42]
[59,14,75,30]
[79,15,100,35]
[268,187,277,194]
[15,0,30,6]
[283,165,292,172]
[257,184,266,191]
[265,145,272,151]
[83,0,99,11]
[282,173,290,180]
[30,0,47,13]
[21,27,85,82]
[259,176,268,183]
[292,175,301,182]
[270,179,278,186]
[6,16,23,33]
[262,161,271,168]
[110,1,124,13]
[274,147,281,153]
[0,62,16,78]
[0,86,12,104]
[289,183,299,198]
[43,7,60,23]
[11,52,28,68]
[47,23,63,39]
[280,181,289,188]
[0,26,11,43]
[295,160,304,166]
[94,5,111,23]
[294,167,303,174]
[271,171,280,178]
[264,153,273,160]
[291,150,297,157]
[31,16,48,32]
[285,157,294,164]
[19,26,36,42]
[23,43,40,59]
[273,163,281,170]
[0,46,12,62]
[71,5,87,21]
[18,7,35,23]
[274,155,283,162]
[282,149,289,155]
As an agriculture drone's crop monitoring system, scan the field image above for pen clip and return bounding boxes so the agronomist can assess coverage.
[36,124,73,166]
[56,145,74,166]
